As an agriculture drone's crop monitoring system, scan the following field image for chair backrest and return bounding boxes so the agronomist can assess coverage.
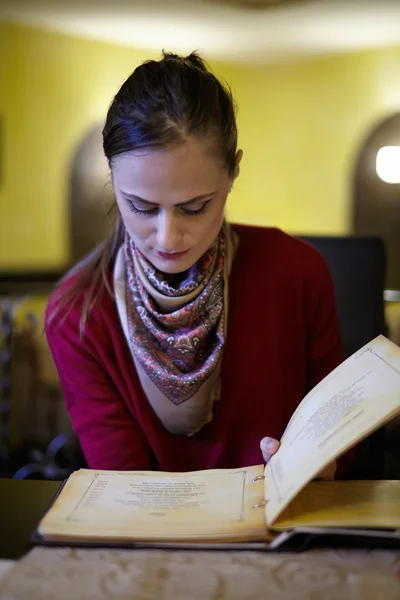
[298,235,388,358]
[298,235,390,479]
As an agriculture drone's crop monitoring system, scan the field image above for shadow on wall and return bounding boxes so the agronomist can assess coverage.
[69,124,114,265]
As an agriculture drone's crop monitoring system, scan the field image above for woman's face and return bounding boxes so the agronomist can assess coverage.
[112,136,242,274]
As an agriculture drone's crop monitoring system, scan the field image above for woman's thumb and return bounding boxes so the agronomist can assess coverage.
[260,437,280,464]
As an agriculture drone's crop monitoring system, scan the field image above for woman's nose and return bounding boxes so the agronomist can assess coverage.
[156,212,182,251]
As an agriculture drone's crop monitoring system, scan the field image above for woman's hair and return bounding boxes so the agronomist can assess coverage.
[49,51,238,335]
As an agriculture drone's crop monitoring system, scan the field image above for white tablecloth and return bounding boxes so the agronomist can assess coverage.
[0,547,398,599]
[0,562,16,582]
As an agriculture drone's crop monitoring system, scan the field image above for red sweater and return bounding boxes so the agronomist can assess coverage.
[45,226,344,472]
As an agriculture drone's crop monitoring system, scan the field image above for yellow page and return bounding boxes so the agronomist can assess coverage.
[264,335,400,525]
[39,465,266,543]
[271,480,400,530]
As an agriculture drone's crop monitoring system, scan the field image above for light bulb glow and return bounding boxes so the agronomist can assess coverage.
[376,146,400,184]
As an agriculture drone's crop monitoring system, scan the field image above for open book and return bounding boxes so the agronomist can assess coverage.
[37,335,400,549]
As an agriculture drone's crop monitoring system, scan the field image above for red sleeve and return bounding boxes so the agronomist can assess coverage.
[303,249,356,477]
[45,293,153,471]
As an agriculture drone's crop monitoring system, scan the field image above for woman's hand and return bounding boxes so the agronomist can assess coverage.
[260,437,337,480]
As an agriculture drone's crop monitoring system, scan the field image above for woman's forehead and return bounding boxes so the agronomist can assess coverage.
[112,139,227,196]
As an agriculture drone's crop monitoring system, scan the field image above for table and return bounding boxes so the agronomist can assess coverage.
[0,561,14,582]
[0,545,399,599]
[0,479,398,599]
[0,478,61,560]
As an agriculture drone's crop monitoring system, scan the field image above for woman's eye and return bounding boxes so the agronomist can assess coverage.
[181,201,210,216]
[127,200,211,217]
[128,203,158,216]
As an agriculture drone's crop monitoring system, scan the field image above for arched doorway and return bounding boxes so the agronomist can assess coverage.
[352,113,400,291]
[69,124,114,265]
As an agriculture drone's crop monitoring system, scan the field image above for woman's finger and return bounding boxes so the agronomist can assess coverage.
[260,437,280,464]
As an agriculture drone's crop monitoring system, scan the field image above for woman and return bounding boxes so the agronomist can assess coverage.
[46,52,341,477]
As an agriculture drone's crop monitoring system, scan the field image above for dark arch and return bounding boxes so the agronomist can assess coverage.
[352,113,400,290]
[69,123,114,265]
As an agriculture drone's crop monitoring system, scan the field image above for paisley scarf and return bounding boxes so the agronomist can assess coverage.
[113,224,237,435]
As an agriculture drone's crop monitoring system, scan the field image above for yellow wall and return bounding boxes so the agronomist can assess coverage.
[0,22,157,270]
[1,21,400,269]
[224,49,400,233]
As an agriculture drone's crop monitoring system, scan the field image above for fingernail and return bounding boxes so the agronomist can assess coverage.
[261,439,275,452]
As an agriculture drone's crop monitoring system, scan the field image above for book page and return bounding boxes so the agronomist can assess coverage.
[264,335,400,525]
[39,465,266,543]
[271,480,400,530]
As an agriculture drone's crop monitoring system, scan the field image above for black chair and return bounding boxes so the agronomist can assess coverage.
[299,235,392,479]
[299,235,388,358]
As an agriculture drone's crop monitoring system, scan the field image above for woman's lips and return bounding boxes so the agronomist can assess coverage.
[156,250,189,260]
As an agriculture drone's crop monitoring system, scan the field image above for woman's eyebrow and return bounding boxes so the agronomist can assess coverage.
[120,192,216,207]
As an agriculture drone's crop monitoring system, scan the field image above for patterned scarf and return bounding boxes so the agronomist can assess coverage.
[124,229,226,407]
